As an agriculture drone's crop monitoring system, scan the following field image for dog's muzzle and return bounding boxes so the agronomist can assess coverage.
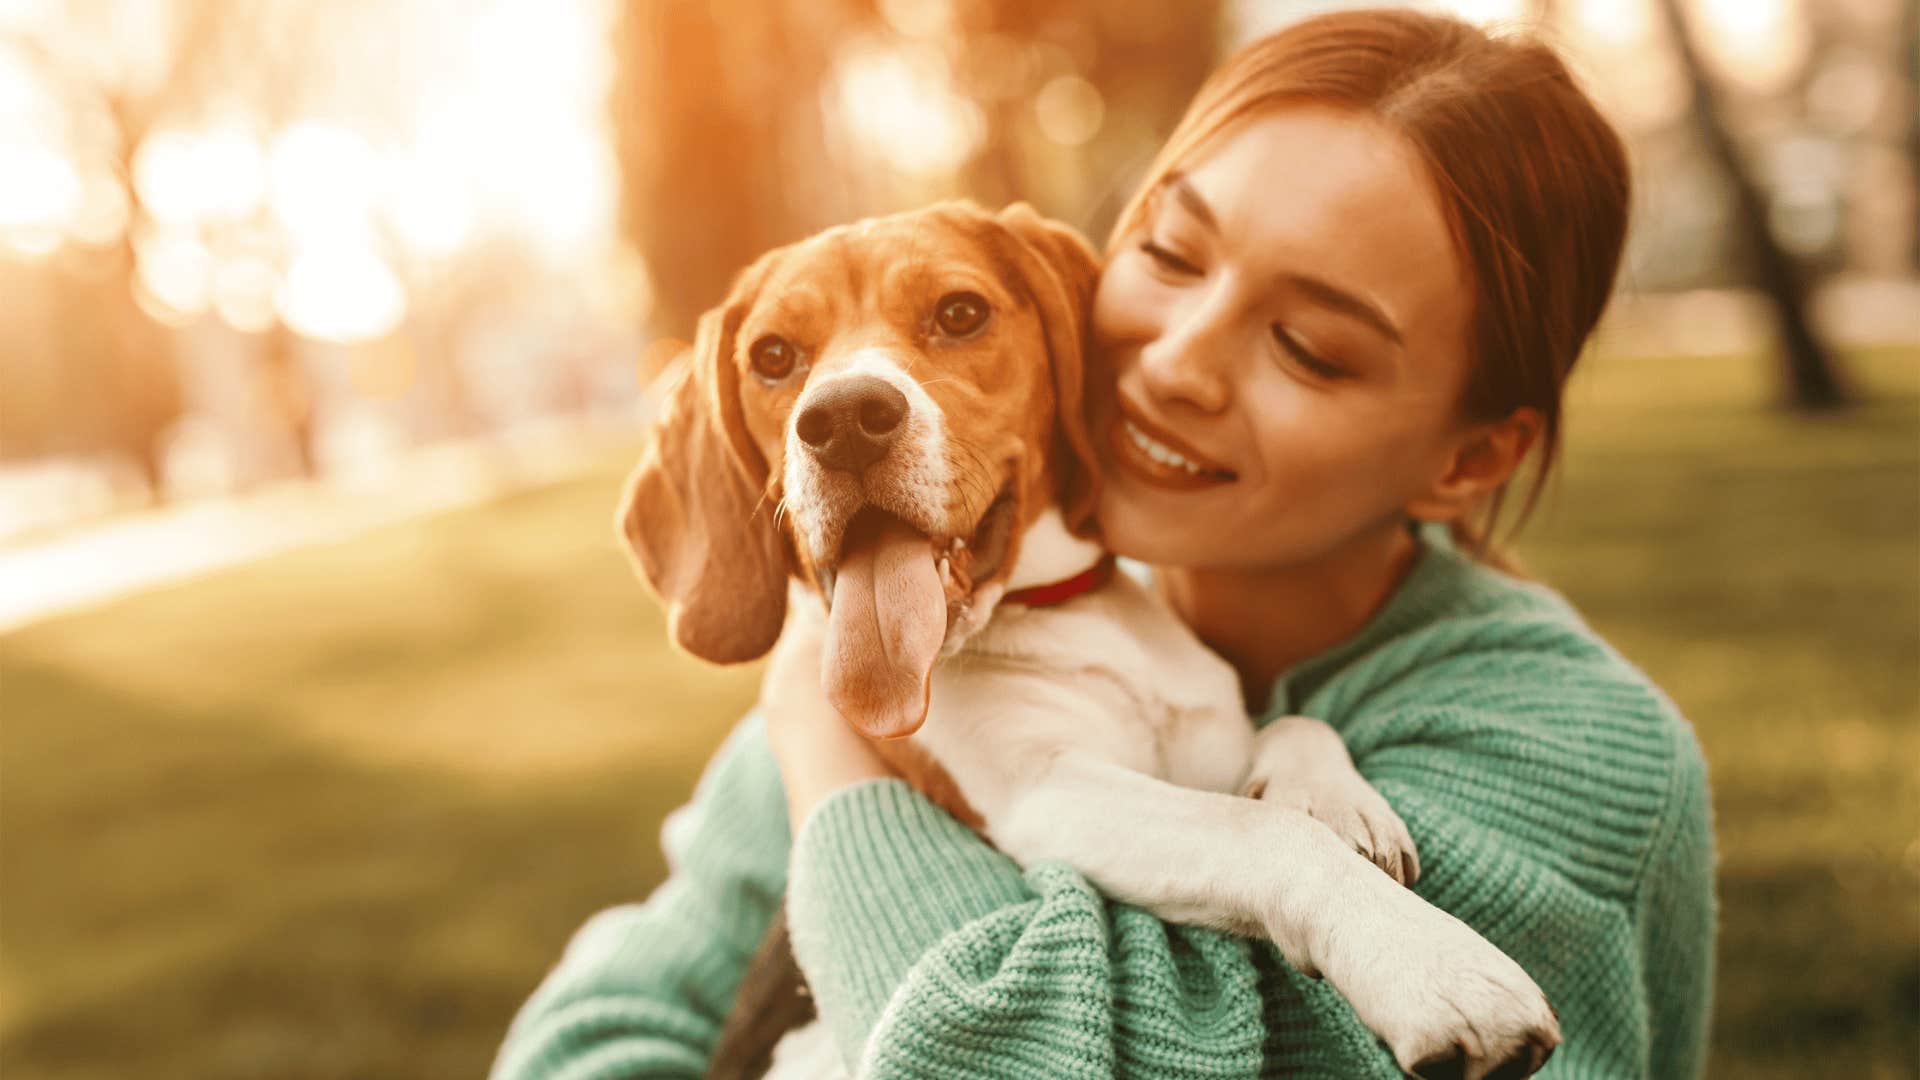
[795,375,909,474]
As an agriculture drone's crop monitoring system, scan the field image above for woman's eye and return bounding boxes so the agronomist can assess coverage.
[933,291,990,337]
[748,334,798,380]
[1272,326,1347,380]
[1138,240,1201,276]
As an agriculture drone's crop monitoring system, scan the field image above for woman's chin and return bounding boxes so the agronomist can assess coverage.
[1095,482,1222,566]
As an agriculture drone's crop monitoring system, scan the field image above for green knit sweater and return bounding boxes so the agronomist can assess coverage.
[493,530,1716,1078]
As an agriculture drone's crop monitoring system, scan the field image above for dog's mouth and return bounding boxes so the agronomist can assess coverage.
[818,486,1017,605]
[816,485,1017,742]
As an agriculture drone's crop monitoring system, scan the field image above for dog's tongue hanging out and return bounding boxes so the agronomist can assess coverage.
[823,511,946,739]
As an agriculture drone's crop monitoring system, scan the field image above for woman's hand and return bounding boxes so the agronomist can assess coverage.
[760,613,896,834]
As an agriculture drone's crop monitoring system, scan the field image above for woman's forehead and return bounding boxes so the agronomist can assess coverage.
[1170,107,1464,329]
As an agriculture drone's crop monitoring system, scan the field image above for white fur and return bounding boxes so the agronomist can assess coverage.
[781,349,951,563]
[757,312,1553,1077]
[1002,507,1104,592]
[774,554,1559,1079]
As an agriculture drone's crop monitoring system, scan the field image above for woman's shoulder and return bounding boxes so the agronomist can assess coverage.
[1285,531,1671,718]
[1292,532,1711,898]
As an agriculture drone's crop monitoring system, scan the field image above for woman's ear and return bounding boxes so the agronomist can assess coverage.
[616,275,790,664]
[1405,406,1543,523]
[995,202,1104,536]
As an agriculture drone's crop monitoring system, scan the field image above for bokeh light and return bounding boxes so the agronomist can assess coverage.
[833,40,984,179]
[1035,75,1105,147]
[1692,0,1810,94]
[0,143,78,251]
[278,246,407,344]
[0,6,1913,1080]
[133,225,212,317]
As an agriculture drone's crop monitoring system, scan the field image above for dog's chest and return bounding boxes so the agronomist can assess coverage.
[870,736,983,828]
[900,575,1252,823]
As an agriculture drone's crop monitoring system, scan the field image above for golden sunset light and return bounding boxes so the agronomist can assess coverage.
[0,4,1913,1079]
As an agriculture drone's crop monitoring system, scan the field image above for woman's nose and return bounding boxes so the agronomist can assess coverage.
[1138,290,1234,414]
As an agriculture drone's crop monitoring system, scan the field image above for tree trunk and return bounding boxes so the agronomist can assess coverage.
[610,0,861,338]
[1903,0,1920,273]
[1652,0,1848,410]
[608,0,1222,337]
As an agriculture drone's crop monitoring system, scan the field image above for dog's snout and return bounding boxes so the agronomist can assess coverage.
[796,376,909,473]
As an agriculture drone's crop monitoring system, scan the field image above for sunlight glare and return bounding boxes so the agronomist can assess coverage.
[0,143,78,236]
[1428,0,1530,25]
[6,0,627,346]
[134,226,213,316]
[452,0,619,260]
[277,245,406,344]
[833,41,982,178]
[0,42,53,132]
[212,255,279,334]
[69,171,130,247]
[385,143,475,260]
[270,123,381,246]
[0,0,49,30]
[1690,0,1808,93]
[133,127,266,226]
[1568,0,1688,130]
[1574,0,1654,48]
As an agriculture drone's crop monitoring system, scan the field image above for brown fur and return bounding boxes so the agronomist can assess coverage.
[617,264,791,664]
[620,203,1100,670]
[623,203,1101,1077]
[870,737,985,830]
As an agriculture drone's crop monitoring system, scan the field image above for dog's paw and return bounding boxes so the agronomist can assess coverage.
[1241,716,1419,885]
[1316,872,1561,1080]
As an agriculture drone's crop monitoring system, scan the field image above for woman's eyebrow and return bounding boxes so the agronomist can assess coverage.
[1165,171,1402,345]
[1164,173,1219,232]
[1280,272,1404,345]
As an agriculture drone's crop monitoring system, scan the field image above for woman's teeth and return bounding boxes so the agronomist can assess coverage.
[1125,420,1214,476]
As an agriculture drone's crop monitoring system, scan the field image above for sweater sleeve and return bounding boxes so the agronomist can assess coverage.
[785,636,1713,1078]
[1327,637,1715,1078]
[491,714,791,1080]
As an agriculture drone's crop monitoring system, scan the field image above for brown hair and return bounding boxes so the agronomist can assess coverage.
[1109,9,1630,569]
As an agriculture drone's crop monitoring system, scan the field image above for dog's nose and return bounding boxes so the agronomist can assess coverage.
[795,376,909,473]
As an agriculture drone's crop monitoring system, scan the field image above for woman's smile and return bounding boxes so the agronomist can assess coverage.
[1090,106,1478,570]
[1106,394,1238,491]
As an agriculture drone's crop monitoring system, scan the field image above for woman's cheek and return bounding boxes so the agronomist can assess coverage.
[1091,256,1164,345]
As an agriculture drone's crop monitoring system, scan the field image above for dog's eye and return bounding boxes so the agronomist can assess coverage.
[748,334,797,380]
[934,291,990,337]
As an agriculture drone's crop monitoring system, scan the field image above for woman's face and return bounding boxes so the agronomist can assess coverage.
[1091,106,1479,570]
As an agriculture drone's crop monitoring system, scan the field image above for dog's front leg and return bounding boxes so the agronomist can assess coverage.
[1240,715,1420,886]
[987,752,1561,1079]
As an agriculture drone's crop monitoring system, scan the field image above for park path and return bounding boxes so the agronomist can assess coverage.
[0,421,633,633]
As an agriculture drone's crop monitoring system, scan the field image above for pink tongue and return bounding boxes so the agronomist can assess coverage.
[824,514,946,739]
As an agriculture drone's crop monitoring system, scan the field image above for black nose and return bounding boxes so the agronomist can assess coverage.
[795,376,909,473]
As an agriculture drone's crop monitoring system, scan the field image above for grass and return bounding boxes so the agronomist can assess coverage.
[2,347,1915,1078]
[1519,345,1920,1077]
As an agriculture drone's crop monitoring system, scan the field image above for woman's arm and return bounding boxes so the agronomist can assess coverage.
[779,642,1713,1078]
[489,715,792,1080]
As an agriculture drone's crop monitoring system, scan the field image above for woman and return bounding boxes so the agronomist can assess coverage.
[495,10,1715,1078]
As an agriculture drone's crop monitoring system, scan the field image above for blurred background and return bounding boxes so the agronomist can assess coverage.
[0,0,1913,1076]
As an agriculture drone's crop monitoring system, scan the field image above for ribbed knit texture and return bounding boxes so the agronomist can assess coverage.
[494,528,1716,1078]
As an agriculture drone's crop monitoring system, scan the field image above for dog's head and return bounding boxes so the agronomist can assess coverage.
[619,201,1101,738]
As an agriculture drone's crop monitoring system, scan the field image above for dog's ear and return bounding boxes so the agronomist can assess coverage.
[616,271,788,664]
[996,202,1103,536]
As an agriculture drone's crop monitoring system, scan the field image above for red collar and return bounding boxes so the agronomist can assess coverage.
[1001,554,1117,608]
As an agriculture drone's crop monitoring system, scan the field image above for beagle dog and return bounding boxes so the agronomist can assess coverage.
[619,202,1560,1079]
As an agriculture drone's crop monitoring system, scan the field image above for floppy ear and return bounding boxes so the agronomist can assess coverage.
[996,202,1104,536]
[616,284,789,664]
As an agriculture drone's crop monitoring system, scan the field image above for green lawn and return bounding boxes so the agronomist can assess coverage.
[2,348,1915,1078]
